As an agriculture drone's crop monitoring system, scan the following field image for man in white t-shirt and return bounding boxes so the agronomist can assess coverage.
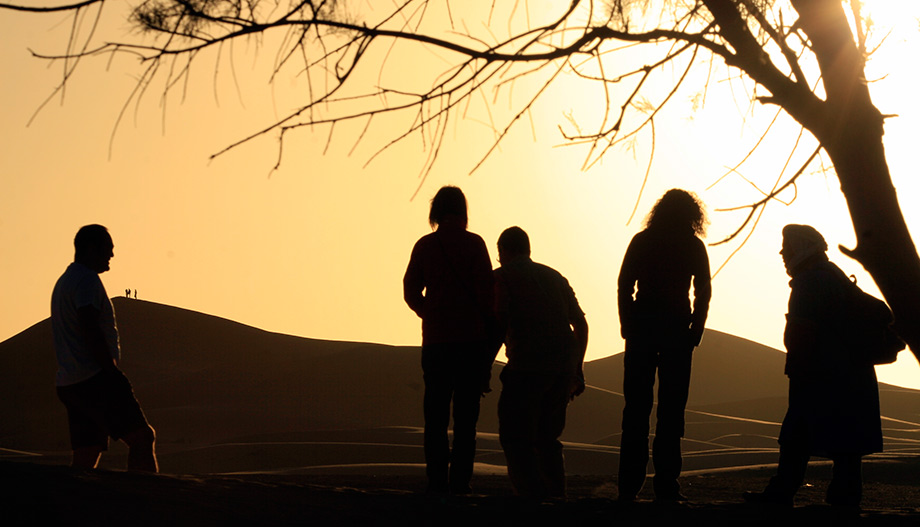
[51,224,158,471]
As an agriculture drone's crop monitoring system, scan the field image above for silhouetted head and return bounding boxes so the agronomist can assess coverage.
[429,186,468,229]
[74,224,114,274]
[781,224,827,276]
[497,226,531,264]
[645,189,708,237]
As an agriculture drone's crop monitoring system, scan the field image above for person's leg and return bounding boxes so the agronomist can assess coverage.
[827,454,862,507]
[448,346,484,494]
[422,345,452,492]
[618,341,657,500]
[762,445,809,500]
[768,382,811,499]
[498,368,544,497]
[57,376,109,470]
[123,424,158,472]
[102,369,159,473]
[745,383,809,506]
[652,344,693,499]
[536,372,569,498]
[744,446,806,506]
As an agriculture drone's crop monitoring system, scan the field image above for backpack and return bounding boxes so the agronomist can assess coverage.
[841,275,906,366]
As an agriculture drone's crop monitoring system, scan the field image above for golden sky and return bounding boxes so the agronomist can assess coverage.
[2,1,919,388]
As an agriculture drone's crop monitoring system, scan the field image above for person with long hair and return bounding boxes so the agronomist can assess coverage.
[403,186,495,494]
[616,189,711,502]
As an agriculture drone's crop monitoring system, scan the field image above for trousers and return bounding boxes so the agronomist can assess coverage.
[498,367,570,498]
[422,342,485,492]
[618,334,693,499]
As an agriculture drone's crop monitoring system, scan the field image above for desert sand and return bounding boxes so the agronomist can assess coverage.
[2,298,920,523]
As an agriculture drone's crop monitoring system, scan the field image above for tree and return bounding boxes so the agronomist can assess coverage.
[7,0,920,362]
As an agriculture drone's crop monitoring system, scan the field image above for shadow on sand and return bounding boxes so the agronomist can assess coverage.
[6,458,919,526]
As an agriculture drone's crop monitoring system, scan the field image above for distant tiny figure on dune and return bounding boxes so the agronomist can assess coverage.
[744,225,886,508]
[617,188,711,503]
[134,289,137,300]
[403,186,495,495]
[492,226,588,499]
[125,288,131,298]
[51,225,158,472]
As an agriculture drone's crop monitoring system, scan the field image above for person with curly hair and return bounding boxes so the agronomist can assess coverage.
[616,189,711,502]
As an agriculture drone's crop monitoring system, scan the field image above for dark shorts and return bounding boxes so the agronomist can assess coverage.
[56,369,151,450]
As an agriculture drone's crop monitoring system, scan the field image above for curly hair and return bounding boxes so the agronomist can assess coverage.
[644,189,708,237]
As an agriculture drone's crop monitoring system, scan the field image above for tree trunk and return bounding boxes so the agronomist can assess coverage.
[791,0,920,362]
[824,122,920,364]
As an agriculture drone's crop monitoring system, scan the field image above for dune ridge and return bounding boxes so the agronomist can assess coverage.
[2,297,919,476]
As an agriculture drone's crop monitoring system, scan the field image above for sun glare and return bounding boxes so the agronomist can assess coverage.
[860,1,918,30]
[853,1,920,390]
[858,1,920,58]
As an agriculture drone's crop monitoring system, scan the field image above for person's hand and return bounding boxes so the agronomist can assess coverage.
[689,326,704,348]
[568,372,586,400]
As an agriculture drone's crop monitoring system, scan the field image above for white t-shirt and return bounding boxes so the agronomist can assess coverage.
[51,262,120,386]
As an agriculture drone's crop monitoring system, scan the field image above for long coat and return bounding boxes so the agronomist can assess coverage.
[781,258,883,456]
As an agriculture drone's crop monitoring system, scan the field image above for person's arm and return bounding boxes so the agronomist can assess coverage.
[784,267,837,376]
[617,237,639,341]
[784,311,820,377]
[76,304,118,371]
[488,269,507,362]
[403,242,426,317]
[689,239,712,347]
[474,236,495,323]
[471,238,501,395]
[562,274,589,399]
[569,314,589,399]
[478,269,508,395]
[784,315,818,355]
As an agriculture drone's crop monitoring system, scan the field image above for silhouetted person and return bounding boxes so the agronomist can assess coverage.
[404,186,494,494]
[126,288,130,298]
[744,225,882,508]
[51,225,158,472]
[493,227,588,498]
[617,189,711,502]
[134,289,137,300]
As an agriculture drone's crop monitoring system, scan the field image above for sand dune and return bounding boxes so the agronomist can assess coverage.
[2,298,920,476]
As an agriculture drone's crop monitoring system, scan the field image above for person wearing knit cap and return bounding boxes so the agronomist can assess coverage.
[780,224,828,274]
[744,224,882,508]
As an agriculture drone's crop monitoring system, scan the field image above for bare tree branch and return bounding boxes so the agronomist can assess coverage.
[0,0,100,12]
